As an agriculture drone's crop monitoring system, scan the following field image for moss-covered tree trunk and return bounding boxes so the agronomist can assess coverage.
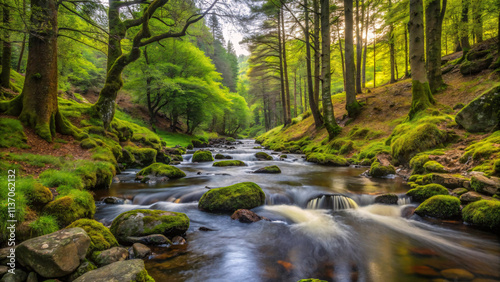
[304,0,323,128]
[425,0,447,93]
[1,1,11,89]
[0,0,77,141]
[460,0,471,54]
[408,0,435,120]
[344,0,361,117]
[321,0,341,139]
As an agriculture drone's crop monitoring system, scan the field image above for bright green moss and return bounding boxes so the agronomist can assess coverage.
[406,183,449,202]
[28,216,59,237]
[415,195,461,219]
[410,155,430,174]
[213,160,247,167]
[255,152,273,160]
[254,165,281,173]
[347,126,383,140]
[26,182,53,208]
[192,150,214,162]
[125,146,157,166]
[43,189,95,227]
[369,161,396,177]
[0,118,29,148]
[137,163,186,179]
[391,123,448,164]
[339,141,354,155]
[214,153,225,159]
[1,152,62,168]
[305,152,348,166]
[133,269,156,282]
[39,169,84,190]
[198,182,266,212]
[80,138,98,149]
[66,219,119,256]
[462,200,500,230]
[357,142,391,160]
[74,160,116,190]
[423,161,446,173]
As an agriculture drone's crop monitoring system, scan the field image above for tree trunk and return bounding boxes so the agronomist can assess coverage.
[355,0,363,94]
[293,70,297,117]
[1,2,11,89]
[471,0,483,43]
[313,0,320,104]
[277,9,288,126]
[299,75,303,114]
[461,0,471,53]
[404,25,409,78]
[388,0,396,84]
[362,2,370,88]
[426,0,447,93]
[305,0,323,127]
[337,22,346,90]
[408,0,435,120]
[322,0,341,139]
[281,8,292,124]
[143,47,156,132]
[344,0,361,117]
[373,35,376,88]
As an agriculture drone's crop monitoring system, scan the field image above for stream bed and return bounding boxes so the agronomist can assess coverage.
[94,140,500,282]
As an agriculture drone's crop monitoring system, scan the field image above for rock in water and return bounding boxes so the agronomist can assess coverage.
[74,259,153,282]
[374,194,399,205]
[110,209,189,244]
[93,247,129,266]
[455,85,500,132]
[132,243,151,259]
[17,228,90,278]
[231,209,265,223]
[198,182,266,212]
[253,165,281,173]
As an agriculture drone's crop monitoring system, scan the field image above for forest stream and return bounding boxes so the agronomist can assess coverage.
[94,140,500,282]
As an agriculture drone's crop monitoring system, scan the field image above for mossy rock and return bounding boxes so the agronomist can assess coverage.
[415,195,461,219]
[67,259,97,281]
[455,84,500,132]
[423,161,446,173]
[459,55,494,76]
[80,138,97,149]
[462,200,500,230]
[255,152,273,160]
[306,153,348,166]
[214,153,225,159]
[374,194,399,205]
[66,219,119,256]
[26,182,53,208]
[369,161,396,178]
[213,160,247,167]
[75,161,115,190]
[191,139,208,148]
[198,182,266,213]
[192,150,214,162]
[43,191,96,227]
[452,188,469,196]
[406,184,449,202]
[254,165,281,174]
[391,123,448,164]
[137,163,186,179]
[118,148,136,166]
[125,146,157,167]
[110,209,190,244]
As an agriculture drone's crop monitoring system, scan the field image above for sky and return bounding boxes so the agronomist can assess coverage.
[221,22,249,56]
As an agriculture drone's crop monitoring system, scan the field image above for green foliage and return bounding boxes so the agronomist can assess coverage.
[0,176,28,241]
[213,160,247,167]
[1,152,63,168]
[66,219,119,256]
[137,163,186,179]
[0,118,28,148]
[28,216,59,238]
[305,153,348,166]
[462,200,500,230]
[192,150,214,162]
[406,184,449,202]
[415,195,461,219]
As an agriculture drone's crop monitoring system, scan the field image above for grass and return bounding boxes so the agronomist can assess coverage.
[0,118,29,148]
[157,130,198,147]
[29,216,59,237]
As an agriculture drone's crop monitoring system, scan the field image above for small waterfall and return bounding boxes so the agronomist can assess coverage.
[306,194,359,210]
[397,196,412,205]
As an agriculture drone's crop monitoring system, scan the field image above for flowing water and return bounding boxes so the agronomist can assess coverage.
[94,140,500,282]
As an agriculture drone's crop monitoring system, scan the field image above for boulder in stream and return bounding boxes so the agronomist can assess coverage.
[253,165,281,174]
[471,174,500,196]
[92,246,129,266]
[406,184,449,202]
[213,160,247,167]
[132,243,151,259]
[369,162,395,178]
[136,163,186,179]
[110,209,189,244]
[73,259,153,282]
[255,152,273,160]
[66,219,119,257]
[462,200,500,230]
[17,228,90,278]
[414,195,461,219]
[374,194,399,205]
[192,150,214,162]
[198,182,266,212]
[230,209,266,223]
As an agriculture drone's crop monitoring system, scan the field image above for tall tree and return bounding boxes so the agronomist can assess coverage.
[345,0,361,117]
[408,0,435,120]
[1,0,11,89]
[281,7,292,124]
[305,0,323,127]
[93,0,218,129]
[277,7,288,125]
[460,0,471,53]
[471,0,483,43]
[0,0,78,141]
[313,0,321,104]
[355,0,363,93]
[426,0,447,93]
[321,0,341,138]
[388,0,396,84]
